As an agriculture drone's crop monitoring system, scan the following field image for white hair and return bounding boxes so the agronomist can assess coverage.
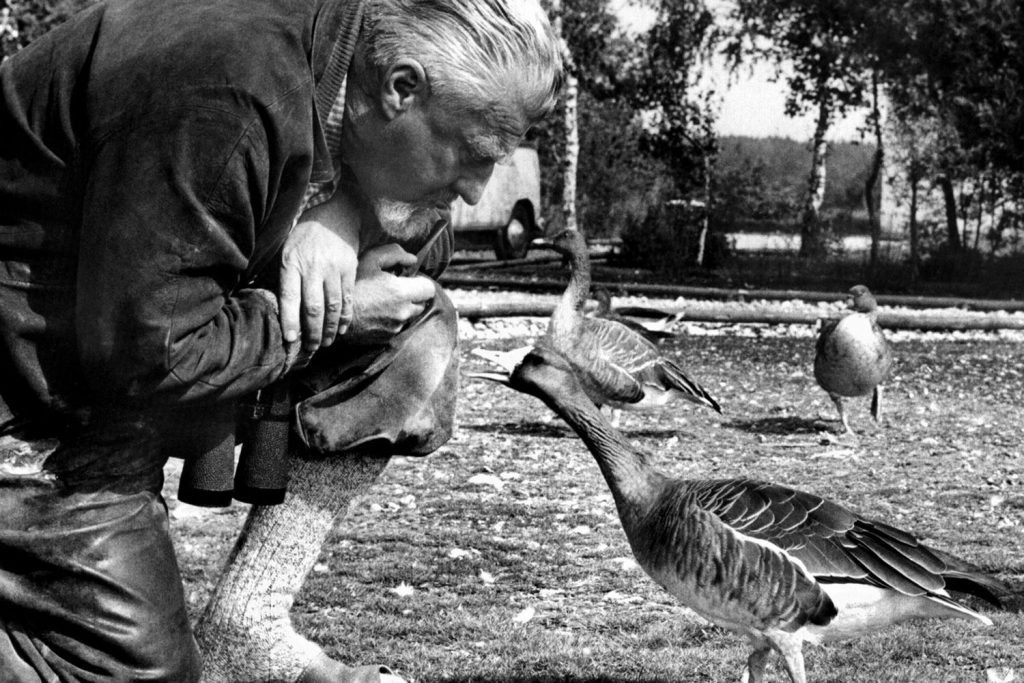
[360,0,563,145]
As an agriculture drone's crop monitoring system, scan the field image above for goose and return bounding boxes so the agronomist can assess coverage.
[473,229,720,419]
[471,342,1007,683]
[590,286,683,344]
[814,285,893,434]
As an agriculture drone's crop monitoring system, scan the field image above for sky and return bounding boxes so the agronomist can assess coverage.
[610,1,868,142]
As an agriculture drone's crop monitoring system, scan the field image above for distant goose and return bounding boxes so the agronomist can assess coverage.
[472,343,1006,683]
[814,285,893,434]
[591,286,683,344]
[474,229,720,418]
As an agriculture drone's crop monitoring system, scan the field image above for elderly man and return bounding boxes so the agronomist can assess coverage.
[0,0,562,681]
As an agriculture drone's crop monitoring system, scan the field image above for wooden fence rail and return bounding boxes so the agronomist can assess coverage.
[440,273,1024,314]
[450,297,1024,332]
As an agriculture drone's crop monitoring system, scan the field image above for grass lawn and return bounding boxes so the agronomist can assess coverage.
[166,323,1024,683]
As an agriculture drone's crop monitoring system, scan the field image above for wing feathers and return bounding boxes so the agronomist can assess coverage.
[655,360,722,413]
[678,478,1007,605]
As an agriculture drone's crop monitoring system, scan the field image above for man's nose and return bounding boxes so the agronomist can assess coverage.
[454,163,495,206]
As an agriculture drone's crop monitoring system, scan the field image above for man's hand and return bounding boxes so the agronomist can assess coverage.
[342,244,437,345]
[279,219,357,367]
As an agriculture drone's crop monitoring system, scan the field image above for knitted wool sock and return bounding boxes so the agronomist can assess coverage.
[195,454,390,683]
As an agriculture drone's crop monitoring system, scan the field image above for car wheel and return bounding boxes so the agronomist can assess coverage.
[495,215,531,260]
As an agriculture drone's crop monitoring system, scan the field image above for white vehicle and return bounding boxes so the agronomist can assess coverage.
[450,145,543,260]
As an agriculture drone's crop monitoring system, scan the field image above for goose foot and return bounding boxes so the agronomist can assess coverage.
[828,393,853,435]
[870,385,884,424]
[297,653,407,683]
[740,642,770,683]
[769,632,807,683]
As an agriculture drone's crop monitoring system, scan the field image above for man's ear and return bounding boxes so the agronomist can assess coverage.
[381,59,428,120]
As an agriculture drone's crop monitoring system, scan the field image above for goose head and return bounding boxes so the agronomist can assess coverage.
[506,343,579,400]
[848,284,879,313]
[469,343,581,402]
[549,228,588,260]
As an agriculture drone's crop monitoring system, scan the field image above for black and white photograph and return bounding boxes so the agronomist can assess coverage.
[1,0,1021,681]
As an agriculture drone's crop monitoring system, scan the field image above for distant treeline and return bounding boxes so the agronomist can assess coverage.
[711,136,878,236]
[719,136,876,214]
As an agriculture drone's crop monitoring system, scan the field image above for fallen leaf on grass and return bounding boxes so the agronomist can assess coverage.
[512,606,535,624]
[390,582,415,598]
[467,473,504,490]
[987,667,1015,683]
[602,590,642,604]
[611,556,639,572]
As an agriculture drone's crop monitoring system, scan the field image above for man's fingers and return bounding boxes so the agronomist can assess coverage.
[363,243,417,273]
[279,264,302,344]
[300,275,325,352]
[337,271,356,337]
[401,275,438,302]
[320,276,343,347]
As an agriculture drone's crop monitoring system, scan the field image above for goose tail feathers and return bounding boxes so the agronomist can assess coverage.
[659,362,722,413]
[926,547,1014,609]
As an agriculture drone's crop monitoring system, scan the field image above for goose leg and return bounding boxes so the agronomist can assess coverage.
[195,454,390,683]
[870,385,884,423]
[828,392,851,434]
[740,641,771,683]
[771,633,807,683]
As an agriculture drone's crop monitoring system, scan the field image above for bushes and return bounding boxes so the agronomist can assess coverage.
[618,202,730,278]
[918,244,985,283]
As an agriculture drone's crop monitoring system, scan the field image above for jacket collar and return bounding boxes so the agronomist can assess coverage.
[309,0,364,182]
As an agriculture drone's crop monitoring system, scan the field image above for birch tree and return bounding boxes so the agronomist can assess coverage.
[727,0,870,258]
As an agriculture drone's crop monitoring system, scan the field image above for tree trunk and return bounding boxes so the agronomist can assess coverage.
[908,177,920,282]
[973,172,984,251]
[561,72,579,233]
[695,154,711,266]
[549,0,579,235]
[938,173,961,251]
[865,74,883,271]
[799,95,830,258]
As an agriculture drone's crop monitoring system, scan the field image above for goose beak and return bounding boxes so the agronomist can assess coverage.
[464,370,513,385]
[470,345,533,373]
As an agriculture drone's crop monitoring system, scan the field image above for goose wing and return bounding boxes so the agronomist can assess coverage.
[559,318,653,405]
[653,358,722,413]
[572,317,720,412]
[682,478,981,600]
[580,316,662,370]
[637,483,837,630]
[597,312,677,343]
[814,317,842,360]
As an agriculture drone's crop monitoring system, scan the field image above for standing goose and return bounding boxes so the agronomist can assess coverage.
[472,343,1006,683]
[814,285,893,434]
[474,230,720,418]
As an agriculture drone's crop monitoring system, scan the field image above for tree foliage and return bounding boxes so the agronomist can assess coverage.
[1,0,92,58]
[536,0,719,242]
[863,0,1024,257]
[630,0,718,199]
[727,0,877,257]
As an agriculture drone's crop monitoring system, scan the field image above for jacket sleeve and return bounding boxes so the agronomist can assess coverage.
[76,105,298,407]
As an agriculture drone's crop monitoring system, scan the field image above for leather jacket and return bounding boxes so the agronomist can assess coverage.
[0,0,362,431]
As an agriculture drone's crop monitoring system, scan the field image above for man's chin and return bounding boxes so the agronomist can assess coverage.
[374,200,445,242]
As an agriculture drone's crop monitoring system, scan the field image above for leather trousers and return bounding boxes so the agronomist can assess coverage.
[0,418,202,682]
